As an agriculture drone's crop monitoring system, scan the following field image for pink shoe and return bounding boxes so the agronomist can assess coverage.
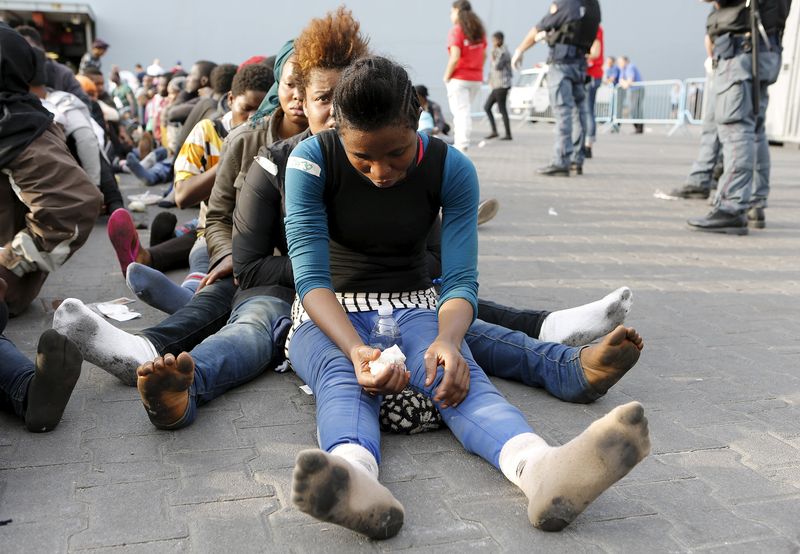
[107,208,141,277]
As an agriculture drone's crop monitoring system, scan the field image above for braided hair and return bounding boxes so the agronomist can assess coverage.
[333,56,420,132]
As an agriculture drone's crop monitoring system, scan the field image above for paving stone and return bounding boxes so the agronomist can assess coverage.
[164,447,272,506]
[0,463,88,523]
[171,497,279,553]
[0,517,84,554]
[71,480,187,549]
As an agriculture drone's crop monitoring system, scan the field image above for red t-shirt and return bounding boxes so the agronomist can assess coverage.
[447,25,486,82]
[586,25,604,79]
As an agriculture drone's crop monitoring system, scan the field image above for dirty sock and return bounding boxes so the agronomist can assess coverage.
[52,298,158,386]
[25,330,83,432]
[502,402,650,532]
[292,447,404,540]
[126,263,192,315]
[149,212,177,247]
[108,208,142,278]
[579,325,644,395]
[539,287,633,346]
[136,352,193,429]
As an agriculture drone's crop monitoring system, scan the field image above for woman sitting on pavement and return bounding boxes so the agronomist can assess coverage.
[283,56,651,538]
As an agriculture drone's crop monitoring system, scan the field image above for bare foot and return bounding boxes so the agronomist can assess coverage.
[136,352,194,428]
[292,449,404,540]
[521,401,650,531]
[580,325,643,394]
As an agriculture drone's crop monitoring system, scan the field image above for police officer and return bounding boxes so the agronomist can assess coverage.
[687,0,791,234]
[511,0,601,176]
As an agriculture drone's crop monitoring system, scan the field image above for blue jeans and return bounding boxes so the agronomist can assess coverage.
[289,308,536,468]
[162,294,291,429]
[585,77,602,145]
[0,334,34,418]
[127,151,173,186]
[465,319,600,404]
[547,61,587,168]
[141,277,236,356]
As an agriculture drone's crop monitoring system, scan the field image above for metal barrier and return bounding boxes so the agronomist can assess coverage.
[465,68,708,135]
[682,77,707,124]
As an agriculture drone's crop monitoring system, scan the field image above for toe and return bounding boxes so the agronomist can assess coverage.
[137,361,154,376]
[605,325,628,346]
[175,352,195,375]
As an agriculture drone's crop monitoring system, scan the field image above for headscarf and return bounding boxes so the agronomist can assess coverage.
[250,40,294,126]
[0,23,53,167]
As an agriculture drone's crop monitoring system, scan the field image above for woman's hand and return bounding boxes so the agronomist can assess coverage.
[350,345,410,396]
[424,338,470,409]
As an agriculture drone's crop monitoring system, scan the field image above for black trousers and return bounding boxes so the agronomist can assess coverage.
[477,299,549,339]
[148,231,197,272]
[484,87,511,137]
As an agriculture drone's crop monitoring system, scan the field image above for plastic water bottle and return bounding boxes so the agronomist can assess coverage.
[368,303,403,352]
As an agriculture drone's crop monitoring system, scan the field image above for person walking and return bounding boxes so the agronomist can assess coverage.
[484,31,513,141]
[444,0,487,153]
[511,0,601,176]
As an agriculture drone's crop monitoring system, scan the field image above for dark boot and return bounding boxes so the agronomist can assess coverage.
[537,164,569,177]
[664,184,711,200]
[687,210,748,235]
[747,207,765,229]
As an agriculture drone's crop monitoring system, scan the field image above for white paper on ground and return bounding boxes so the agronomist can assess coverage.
[126,191,163,205]
[94,298,141,321]
[548,207,558,216]
[299,385,313,395]
[653,189,678,201]
[368,344,406,376]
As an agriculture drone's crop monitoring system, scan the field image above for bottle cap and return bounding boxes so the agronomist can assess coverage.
[377,303,393,316]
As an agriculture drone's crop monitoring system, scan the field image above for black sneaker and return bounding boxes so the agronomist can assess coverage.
[664,184,711,200]
[747,207,765,229]
[569,163,583,175]
[537,164,569,177]
[499,135,512,141]
[584,146,593,159]
[687,209,748,235]
[484,132,499,140]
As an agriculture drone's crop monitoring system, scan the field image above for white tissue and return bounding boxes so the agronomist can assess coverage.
[368,344,406,376]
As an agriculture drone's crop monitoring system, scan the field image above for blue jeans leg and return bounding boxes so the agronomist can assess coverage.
[290,309,536,469]
[289,317,383,462]
[140,277,236,356]
[0,334,35,418]
[167,294,291,429]
[465,319,601,404]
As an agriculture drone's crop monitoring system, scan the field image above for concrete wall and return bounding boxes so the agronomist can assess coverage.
[85,0,711,102]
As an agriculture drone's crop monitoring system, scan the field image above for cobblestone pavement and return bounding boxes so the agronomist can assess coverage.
[2,121,799,553]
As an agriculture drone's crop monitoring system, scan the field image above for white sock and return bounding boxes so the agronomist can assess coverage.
[499,433,550,488]
[330,443,379,480]
[539,287,633,346]
[53,298,158,386]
